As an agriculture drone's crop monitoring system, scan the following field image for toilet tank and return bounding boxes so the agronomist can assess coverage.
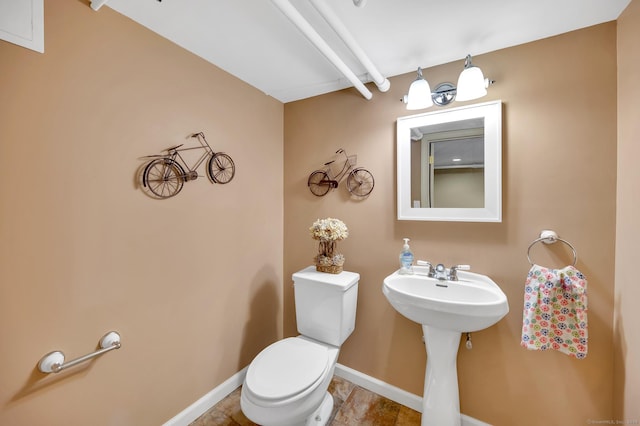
[292,266,359,347]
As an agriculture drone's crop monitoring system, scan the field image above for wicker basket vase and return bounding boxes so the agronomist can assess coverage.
[315,240,345,274]
[316,264,343,274]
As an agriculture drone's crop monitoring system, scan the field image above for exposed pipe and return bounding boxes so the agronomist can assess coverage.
[270,0,373,100]
[308,0,390,92]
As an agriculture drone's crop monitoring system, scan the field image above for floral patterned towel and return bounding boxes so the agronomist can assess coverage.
[521,264,588,359]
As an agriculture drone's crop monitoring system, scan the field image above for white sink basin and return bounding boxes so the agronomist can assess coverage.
[382,267,509,332]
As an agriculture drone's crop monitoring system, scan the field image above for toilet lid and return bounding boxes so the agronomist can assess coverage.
[245,337,329,401]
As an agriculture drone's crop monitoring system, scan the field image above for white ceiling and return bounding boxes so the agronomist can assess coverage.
[104,0,631,103]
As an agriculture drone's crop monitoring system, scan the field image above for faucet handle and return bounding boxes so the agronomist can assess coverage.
[449,264,471,281]
[451,264,470,271]
[416,260,435,276]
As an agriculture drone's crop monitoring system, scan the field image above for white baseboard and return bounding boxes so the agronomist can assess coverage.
[334,363,423,412]
[460,415,492,426]
[163,363,490,426]
[162,366,247,426]
[334,364,491,426]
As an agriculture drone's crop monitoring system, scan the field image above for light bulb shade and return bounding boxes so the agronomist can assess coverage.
[406,78,433,110]
[456,66,487,101]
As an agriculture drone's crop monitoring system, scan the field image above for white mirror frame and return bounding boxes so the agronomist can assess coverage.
[397,100,502,222]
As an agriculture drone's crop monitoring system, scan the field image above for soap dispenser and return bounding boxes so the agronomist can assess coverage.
[398,238,414,275]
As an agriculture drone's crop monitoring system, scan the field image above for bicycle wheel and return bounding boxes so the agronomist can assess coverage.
[208,153,235,184]
[143,158,185,199]
[308,170,331,197]
[347,168,374,197]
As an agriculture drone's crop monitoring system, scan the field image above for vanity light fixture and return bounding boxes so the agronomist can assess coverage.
[405,67,433,110]
[403,54,495,110]
[456,54,489,102]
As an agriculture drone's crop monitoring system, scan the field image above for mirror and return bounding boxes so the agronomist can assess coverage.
[397,100,502,222]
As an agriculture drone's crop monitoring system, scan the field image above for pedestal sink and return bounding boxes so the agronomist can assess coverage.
[382,266,509,426]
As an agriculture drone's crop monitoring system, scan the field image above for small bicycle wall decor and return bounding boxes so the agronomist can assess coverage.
[307,148,374,197]
[141,132,235,199]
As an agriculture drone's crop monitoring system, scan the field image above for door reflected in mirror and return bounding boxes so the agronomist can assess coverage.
[397,101,502,222]
[411,118,485,208]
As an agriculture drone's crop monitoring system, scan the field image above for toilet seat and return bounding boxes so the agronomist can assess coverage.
[245,337,330,401]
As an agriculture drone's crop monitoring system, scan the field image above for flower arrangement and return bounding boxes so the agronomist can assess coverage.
[309,218,348,273]
[309,217,349,241]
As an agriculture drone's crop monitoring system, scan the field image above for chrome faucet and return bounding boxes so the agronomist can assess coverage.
[416,260,470,281]
[434,264,448,280]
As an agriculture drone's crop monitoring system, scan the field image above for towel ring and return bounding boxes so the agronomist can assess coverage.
[527,230,577,266]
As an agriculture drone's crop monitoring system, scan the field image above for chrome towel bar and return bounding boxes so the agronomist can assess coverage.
[38,331,121,374]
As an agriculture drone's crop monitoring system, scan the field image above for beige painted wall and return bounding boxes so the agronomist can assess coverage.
[1,2,633,425]
[284,23,617,425]
[0,2,283,425]
[615,0,640,420]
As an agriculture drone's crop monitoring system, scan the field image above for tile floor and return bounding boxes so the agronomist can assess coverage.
[190,375,421,426]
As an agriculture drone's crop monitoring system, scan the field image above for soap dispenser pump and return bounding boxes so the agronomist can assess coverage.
[399,238,414,275]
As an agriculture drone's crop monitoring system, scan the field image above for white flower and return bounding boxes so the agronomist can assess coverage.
[309,218,349,241]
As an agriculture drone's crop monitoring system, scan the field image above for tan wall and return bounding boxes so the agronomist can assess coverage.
[0,2,630,425]
[615,0,640,420]
[0,2,283,425]
[284,23,617,425]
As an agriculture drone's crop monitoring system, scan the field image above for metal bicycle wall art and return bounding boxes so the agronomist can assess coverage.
[307,148,374,197]
[140,131,235,199]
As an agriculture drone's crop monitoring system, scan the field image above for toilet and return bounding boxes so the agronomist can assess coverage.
[240,266,359,426]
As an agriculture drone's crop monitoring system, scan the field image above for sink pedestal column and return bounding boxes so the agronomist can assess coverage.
[421,325,461,426]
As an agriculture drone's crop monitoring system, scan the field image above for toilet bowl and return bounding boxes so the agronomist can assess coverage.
[240,266,360,426]
[241,336,339,426]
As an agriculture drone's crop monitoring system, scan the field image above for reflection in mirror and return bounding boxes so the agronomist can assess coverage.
[411,119,484,208]
[397,101,502,221]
